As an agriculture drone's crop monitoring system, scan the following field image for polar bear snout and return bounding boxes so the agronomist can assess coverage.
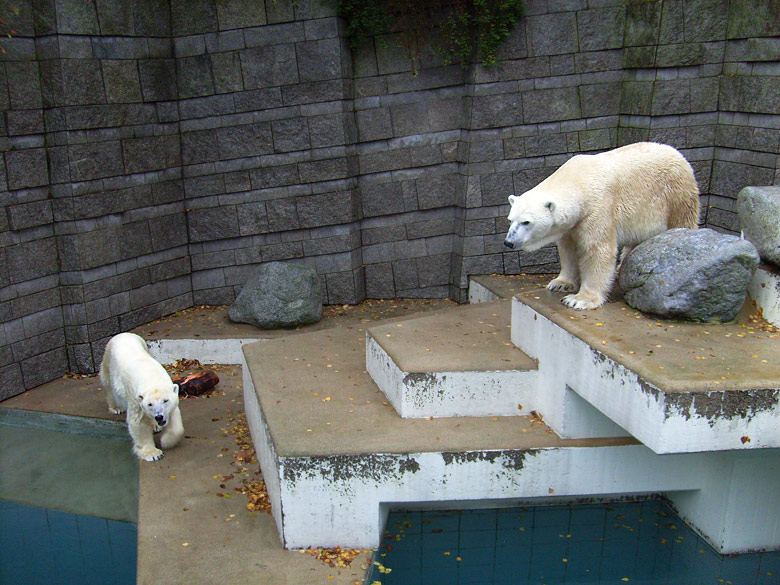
[155,414,167,426]
[504,239,515,249]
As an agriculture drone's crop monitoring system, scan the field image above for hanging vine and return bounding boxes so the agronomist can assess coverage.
[338,0,524,72]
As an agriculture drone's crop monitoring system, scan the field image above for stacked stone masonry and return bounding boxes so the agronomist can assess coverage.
[1,0,778,393]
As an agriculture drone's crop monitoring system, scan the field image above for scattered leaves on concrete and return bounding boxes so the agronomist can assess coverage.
[63,372,96,380]
[747,308,778,333]
[212,409,271,514]
[302,547,372,569]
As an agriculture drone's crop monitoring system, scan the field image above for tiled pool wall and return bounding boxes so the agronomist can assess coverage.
[0,501,137,585]
[366,500,780,585]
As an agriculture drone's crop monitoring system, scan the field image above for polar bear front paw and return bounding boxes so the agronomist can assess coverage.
[547,278,577,293]
[108,407,124,415]
[562,293,603,310]
[135,445,164,462]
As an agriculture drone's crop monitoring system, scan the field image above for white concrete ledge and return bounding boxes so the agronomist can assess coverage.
[146,338,260,365]
[366,331,539,418]
[512,297,780,453]
[749,265,780,328]
[468,278,502,303]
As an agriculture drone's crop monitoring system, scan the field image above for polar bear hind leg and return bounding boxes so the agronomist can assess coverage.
[100,362,127,415]
[106,388,125,415]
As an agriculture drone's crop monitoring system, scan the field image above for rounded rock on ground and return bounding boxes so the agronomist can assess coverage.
[737,186,780,266]
[228,261,323,329]
[618,228,760,322]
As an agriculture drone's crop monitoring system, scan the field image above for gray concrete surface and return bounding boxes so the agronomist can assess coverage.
[3,274,778,584]
[368,300,537,373]
[244,319,635,459]
[0,298,456,585]
[516,287,780,393]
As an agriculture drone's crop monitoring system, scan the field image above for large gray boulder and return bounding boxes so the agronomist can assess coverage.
[229,262,322,329]
[737,186,780,266]
[618,228,760,322]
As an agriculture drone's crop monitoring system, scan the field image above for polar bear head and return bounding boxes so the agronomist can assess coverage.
[504,193,568,252]
[136,384,179,427]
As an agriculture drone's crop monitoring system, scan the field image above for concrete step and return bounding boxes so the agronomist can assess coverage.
[468,273,552,303]
[234,273,780,553]
[241,318,643,549]
[365,301,538,418]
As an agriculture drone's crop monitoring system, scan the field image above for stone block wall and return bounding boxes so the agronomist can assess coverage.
[617,0,780,233]
[1,0,778,395]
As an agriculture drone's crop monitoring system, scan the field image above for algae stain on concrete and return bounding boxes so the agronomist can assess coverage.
[441,450,538,471]
[282,454,421,486]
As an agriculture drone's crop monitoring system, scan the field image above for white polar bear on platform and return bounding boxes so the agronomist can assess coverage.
[100,332,184,461]
[504,142,700,309]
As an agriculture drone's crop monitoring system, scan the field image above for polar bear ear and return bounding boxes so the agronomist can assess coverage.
[508,194,517,206]
[171,383,179,394]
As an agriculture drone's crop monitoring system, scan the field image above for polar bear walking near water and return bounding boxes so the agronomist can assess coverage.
[100,332,184,461]
[504,142,700,309]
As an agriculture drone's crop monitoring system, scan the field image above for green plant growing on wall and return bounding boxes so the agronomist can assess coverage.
[338,0,524,72]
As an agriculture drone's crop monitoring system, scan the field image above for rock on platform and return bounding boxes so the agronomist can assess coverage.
[619,228,759,322]
[229,262,322,329]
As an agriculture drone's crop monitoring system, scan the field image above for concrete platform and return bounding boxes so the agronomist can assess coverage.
[242,315,780,553]
[242,319,649,549]
[512,285,780,453]
[0,299,457,585]
[366,301,538,418]
[239,272,780,553]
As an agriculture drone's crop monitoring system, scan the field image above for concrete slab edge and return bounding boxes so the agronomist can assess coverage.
[512,297,780,453]
[468,278,502,303]
[366,331,539,418]
[0,407,128,441]
[241,347,286,547]
[273,443,710,550]
[749,266,780,328]
[146,338,261,365]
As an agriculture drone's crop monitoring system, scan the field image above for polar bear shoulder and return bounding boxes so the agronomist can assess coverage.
[101,332,172,396]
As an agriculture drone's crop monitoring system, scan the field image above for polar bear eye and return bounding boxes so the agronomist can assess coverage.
[163,399,169,403]
[520,220,530,226]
